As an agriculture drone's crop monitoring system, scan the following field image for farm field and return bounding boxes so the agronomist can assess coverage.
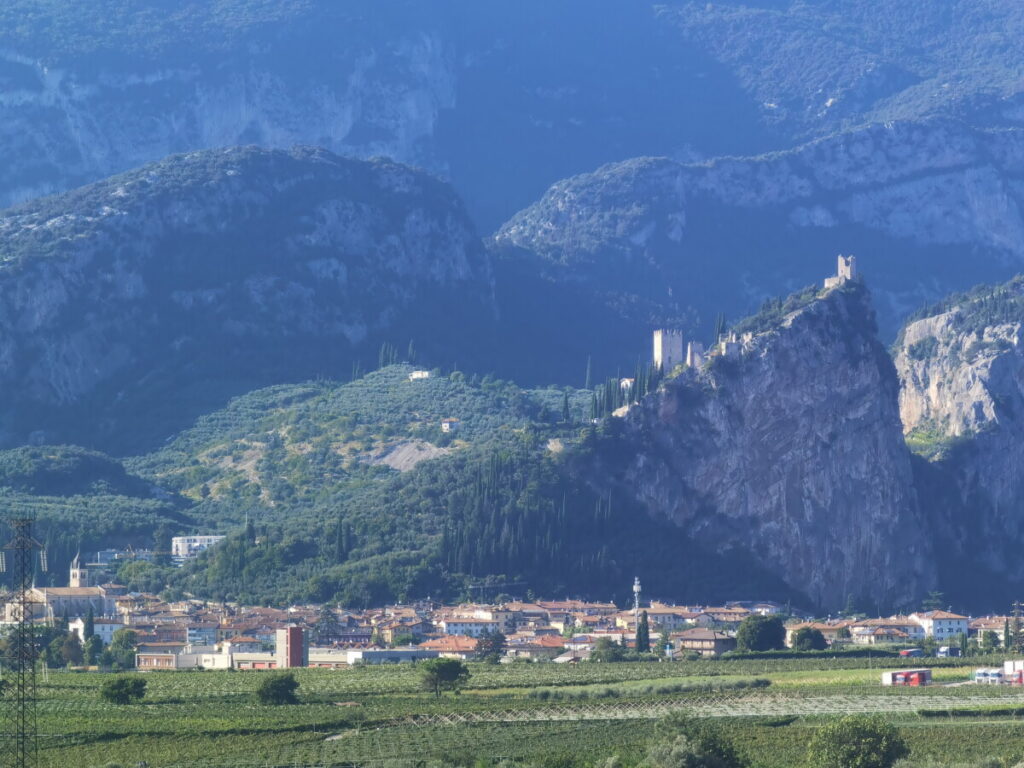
[28,657,1024,768]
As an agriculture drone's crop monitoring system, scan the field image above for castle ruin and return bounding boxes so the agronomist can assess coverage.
[824,254,857,289]
[686,341,706,368]
[653,329,684,371]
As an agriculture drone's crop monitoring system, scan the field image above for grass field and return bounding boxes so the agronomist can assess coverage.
[23,657,1024,768]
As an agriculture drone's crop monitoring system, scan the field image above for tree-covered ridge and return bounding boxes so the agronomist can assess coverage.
[902,275,1024,343]
[0,0,427,68]
[128,364,593,512]
[0,446,187,590]
[165,424,795,608]
[665,0,1024,135]
[0,145,475,274]
[0,444,150,497]
[731,284,825,338]
[7,0,1024,129]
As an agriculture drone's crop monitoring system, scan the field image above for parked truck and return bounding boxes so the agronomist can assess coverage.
[881,668,931,686]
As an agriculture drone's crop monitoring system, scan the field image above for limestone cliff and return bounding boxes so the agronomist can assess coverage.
[590,281,931,608]
[0,146,493,451]
[894,278,1024,590]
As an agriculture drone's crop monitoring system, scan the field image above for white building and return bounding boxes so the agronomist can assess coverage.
[409,370,431,381]
[441,418,461,433]
[910,610,969,639]
[439,618,500,637]
[171,535,226,563]
[69,617,125,644]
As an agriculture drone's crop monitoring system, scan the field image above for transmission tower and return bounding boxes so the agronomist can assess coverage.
[1,517,46,768]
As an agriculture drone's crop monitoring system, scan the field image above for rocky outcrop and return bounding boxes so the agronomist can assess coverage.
[894,278,1024,588]
[596,281,931,608]
[0,146,493,450]
[494,120,1024,338]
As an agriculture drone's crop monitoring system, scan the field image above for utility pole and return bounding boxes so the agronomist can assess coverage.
[1,517,46,768]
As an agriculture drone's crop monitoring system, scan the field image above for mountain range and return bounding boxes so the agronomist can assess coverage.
[4,1,1024,611]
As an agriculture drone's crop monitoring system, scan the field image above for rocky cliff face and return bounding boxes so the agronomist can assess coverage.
[593,281,931,608]
[0,146,493,451]
[0,1,774,230]
[7,1,1024,233]
[894,279,1024,590]
[494,120,1024,342]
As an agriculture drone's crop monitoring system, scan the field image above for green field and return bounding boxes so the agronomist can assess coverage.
[21,656,1024,768]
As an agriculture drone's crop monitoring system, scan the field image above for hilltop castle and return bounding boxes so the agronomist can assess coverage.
[824,255,857,289]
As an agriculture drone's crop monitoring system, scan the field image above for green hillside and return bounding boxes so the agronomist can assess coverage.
[0,445,188,588]
[0,363,795,606]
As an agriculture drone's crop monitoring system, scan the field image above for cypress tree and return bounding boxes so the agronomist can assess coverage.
[636,611,650,653]
[84,606,95,642]
[714,313,726,343]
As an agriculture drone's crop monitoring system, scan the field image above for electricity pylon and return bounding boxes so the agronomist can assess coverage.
[1,518,46,768]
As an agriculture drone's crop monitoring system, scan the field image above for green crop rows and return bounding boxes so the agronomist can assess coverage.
[16,657,1024,767]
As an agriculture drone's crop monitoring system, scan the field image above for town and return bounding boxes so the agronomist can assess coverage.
[8,551,1019,677]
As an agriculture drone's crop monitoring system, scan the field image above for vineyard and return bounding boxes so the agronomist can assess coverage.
[20,657,1024,767]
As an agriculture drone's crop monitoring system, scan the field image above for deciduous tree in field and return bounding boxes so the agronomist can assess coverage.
[805,714,908,768]
[650,712,746,768]
[256,672,300,705]
[419,658,470,697]
[100,676,147,705]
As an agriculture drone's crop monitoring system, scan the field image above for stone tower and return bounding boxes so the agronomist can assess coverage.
[653,329,684,371]
[69,553,89,588]
[824,254,857,288]
[686,341,706,368]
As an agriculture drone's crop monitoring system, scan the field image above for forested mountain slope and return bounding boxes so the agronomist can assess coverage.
[0,146,493,453]
[0,279,954,612]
